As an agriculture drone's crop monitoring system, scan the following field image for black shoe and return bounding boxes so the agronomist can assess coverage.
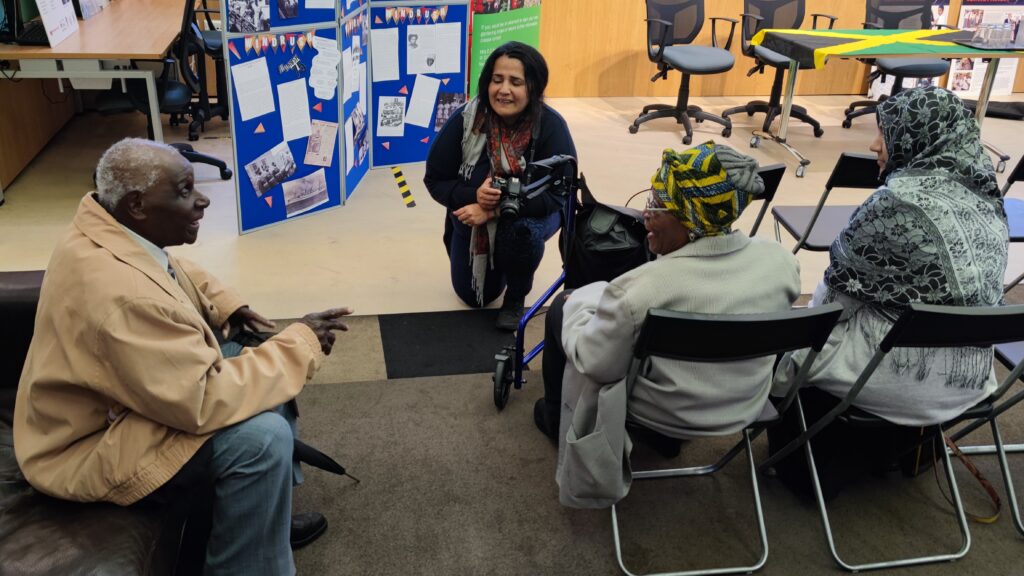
[534,398,558,443]
[496,297,525,331]
[290,512,328,550]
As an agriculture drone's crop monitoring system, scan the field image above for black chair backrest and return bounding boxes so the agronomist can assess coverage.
[633,302,843,363]
[740,0,805,53]
[881,303,1024,353]
[748,162,785,235]
[175,0,206,94]
[825,152,882,191]
[646,0,704,49]
[866,0,933,30]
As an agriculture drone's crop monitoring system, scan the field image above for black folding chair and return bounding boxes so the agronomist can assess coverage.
[771,152,880,254]
[612,303,843,576]
[999,156,1024,292]
[747,162,785,236]
[763,303,1024,571]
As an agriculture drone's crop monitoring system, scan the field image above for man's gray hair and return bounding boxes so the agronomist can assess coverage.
[95,138,180,211]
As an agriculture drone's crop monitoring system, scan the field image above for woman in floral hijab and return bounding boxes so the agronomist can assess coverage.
[769,87,1009,500]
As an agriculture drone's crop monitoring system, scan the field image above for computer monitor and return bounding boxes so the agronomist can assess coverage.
[18,0,38,22]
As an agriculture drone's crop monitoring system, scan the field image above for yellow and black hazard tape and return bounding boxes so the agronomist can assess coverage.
[391,166,416,207]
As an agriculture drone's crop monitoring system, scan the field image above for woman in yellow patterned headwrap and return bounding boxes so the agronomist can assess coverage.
[533,141,801,508]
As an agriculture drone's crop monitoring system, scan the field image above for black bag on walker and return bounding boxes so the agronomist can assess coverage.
[561,175,651,290]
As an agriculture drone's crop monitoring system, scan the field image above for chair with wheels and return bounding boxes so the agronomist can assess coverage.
[610,303,843,576]
[721,0,834,142]
[842,0,950,129]
[190,0,230,127]
[771,152,880,254]
[763,303,1024,571]
[629,0,738,145]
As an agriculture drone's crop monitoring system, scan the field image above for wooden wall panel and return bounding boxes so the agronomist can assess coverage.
[537,0,1024,97]
[538,0,869,98]
[0,79,76,189]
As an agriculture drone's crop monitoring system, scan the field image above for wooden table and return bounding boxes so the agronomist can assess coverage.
[750,28,1024,176]
[0,0,184,199]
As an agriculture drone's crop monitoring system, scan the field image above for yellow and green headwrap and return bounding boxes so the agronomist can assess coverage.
[650,141,764,238]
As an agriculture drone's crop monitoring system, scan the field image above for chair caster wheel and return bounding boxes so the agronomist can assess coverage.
[750,136,760,149]
[997,160,1007,173]
[493,354,512,410]
[682,135,692,145]
[220,168,233,180]
[841,119,852,129]
[695,117,704,124]
[628,124,639,134]
[721,128,732,138]
[813,127,825,138]
[796,165,806,178]
[747,110,755,116]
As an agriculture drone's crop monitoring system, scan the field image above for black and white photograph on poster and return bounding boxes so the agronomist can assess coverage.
[283,169,330,217]
[228,0,270,33]
[952,71,972,92]
[434,93,467,131]
[352,101,366,139]
[356,120,369,165]
[277,0,297,19]
[244,142,296,197]
[377,96,406,138]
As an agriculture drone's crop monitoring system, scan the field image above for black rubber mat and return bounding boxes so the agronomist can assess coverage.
[378,309,526,379]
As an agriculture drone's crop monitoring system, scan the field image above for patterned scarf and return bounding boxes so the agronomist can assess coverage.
[650,142,764,238]
[825,87,1007,313]
[459,97,535,305]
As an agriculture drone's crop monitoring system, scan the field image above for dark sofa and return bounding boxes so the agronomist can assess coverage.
[0,271,199,576]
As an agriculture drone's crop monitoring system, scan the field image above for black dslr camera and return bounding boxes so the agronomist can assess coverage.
[492,176,524,220]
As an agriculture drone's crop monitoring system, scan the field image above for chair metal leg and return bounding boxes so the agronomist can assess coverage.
[797,399,971,571]
[610,429,769,576]
[988,419,1024,537]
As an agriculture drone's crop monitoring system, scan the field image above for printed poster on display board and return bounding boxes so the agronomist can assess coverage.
[368,3,469,167]
[468,0,541,99]
[226,27,343,233]
[341,9,371,196]
[947,0,1022,98]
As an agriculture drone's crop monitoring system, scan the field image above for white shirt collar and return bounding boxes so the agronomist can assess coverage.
[119,223,171,277]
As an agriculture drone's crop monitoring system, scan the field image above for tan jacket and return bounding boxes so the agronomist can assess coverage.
[14,194,323,505]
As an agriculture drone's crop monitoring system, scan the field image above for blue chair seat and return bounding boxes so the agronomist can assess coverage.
[876,57,949,78]
[1005,197,1024,242]
[663,45,734,74]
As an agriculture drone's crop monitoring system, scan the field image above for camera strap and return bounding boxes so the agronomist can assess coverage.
[522,117,542,186]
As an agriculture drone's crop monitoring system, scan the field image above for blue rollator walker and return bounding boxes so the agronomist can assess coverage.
[492,155,651,410]
[493,154,581,409]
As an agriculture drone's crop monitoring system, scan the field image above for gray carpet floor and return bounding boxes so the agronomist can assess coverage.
[291,372,1024,575]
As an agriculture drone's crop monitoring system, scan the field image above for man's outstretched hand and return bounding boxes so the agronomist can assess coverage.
[300,307,354,355]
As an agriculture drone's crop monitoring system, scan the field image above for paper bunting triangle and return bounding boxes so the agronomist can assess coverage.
[254,123,265,134]
[264,196,273,207]
[431,9,439,23]
[254,39,261,55]
[382,142,391,151]
[375,15,383,24]
[420,136,430,144]
[440,5,448,20]
[244,37,254,53]
[297,35,306,51]
[312,102,323,113]
[399,85,409,95]
[385,8,393,23]
[228,41,241,60]
[441,78,449,85]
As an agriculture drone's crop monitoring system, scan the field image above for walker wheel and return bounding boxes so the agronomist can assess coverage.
[493,353,513,410]
[628,124,639,134]
[997,160,1007,174]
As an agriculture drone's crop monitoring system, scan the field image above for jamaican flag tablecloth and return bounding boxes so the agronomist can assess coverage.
[751,28,1024,70]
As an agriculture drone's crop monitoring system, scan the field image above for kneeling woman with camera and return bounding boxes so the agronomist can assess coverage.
[424,41,577,330]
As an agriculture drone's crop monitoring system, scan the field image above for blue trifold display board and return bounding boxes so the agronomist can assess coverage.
[341,9,371,196]
[226,26,342,233]
[369,3,469,167]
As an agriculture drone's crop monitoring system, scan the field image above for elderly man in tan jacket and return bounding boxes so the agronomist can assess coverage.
[14,138,351,575]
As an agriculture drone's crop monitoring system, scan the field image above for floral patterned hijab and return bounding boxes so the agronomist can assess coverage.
[824,87,1008,312]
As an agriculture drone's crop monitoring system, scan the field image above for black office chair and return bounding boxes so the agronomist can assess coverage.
[611,303,843,576]
[763,303,1024,571]
[628,0,738,145]
[191,0,230,126]
[722,0,832,140]
[842,0,950,129]
[771,152,880,254]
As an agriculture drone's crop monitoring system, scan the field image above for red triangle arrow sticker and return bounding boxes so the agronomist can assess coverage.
[421,136,430,144]
[441,78,450,86]
[399,85,409,95]
[312,102,323,113]
[254,123,266,134]
[264,196,273,207]
[374,15,383,24]
[382,142,391,150]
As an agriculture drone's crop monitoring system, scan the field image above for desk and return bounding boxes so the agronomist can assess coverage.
[0,0,183,199]
[750,28,1024,177]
